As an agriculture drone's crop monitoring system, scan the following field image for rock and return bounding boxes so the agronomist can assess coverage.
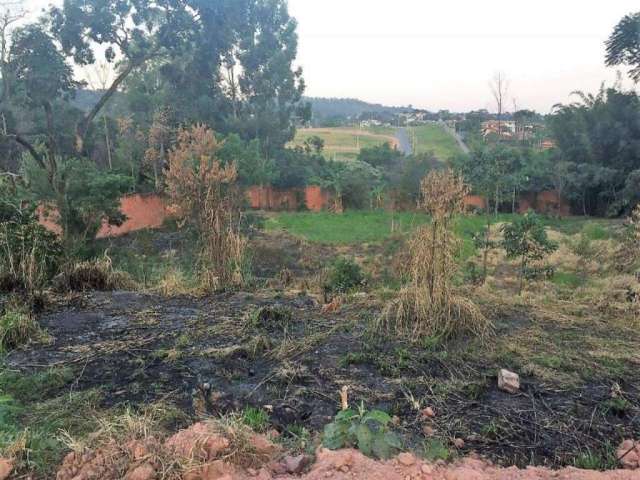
[124,463,156,480]
[398,452,416,466]
[421,464,433,474]
[617,439,639,469]
[421,407,435,419]
[0,458,13,480]
[284,454,311,474]
[453,438,465,449]
[422,425,435,436]
[498,369,520,394]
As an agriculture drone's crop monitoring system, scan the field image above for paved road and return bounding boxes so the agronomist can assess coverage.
[395,128,412,155]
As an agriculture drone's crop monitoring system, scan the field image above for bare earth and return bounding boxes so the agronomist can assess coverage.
[42,422,640,480]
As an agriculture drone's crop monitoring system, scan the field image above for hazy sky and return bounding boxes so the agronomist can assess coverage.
[288,0,639,113]
[20,0,640,113]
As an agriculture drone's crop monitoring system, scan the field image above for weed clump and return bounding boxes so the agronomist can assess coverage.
[55,255,135,292]
[324,257,365,294]
[0,304,44,352]
[379,170,491,339]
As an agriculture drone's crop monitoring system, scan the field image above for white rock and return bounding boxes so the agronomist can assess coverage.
[498,369,520,394]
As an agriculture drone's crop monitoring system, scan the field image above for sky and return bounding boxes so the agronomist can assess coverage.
[287,0,639,113]
[18,0,640,114]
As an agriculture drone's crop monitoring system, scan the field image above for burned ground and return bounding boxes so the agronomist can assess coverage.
[5,284,639,472]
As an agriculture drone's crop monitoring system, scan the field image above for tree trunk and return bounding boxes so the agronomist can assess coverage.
[75,61,137,154]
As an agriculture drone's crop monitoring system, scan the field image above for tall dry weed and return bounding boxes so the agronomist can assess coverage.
[165,124,247,291]
[379,170,491,338]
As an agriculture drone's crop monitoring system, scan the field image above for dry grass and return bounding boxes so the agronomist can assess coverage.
[165,124,247,291]
[56,255,135,292]
[379,170,491,339]
[0,302,48,351]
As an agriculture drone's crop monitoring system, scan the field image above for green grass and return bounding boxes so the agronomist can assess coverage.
[0,367,102,476]
[291,127,397,161]
[266,211,429,244]
[551,271,584,289]
[409,124,463,160]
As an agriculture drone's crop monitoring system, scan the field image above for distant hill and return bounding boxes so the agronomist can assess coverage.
[303,97,407,120]
[72,90,406,123]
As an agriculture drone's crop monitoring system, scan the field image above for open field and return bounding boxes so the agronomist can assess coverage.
[409,124,464,161]
[2,210,638,477]
[291,127,398,161]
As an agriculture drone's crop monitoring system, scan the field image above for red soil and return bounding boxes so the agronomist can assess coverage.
[37,422,639,480]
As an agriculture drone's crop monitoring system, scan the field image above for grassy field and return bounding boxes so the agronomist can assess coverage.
[291,127,398,161]
[409,124,463,160]
[265,211,613,245]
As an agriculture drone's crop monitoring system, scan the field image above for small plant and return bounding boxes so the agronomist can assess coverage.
[55,255,135,292]
[246,305,293,330]
[322,403,401,459]
[241,407,270,432]
[501,212,558,294]
[422,438,452,462]
[573,445,618,470]
[324,258,365,294]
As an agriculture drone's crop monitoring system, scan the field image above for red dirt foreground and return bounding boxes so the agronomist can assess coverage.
[1,423,638,480]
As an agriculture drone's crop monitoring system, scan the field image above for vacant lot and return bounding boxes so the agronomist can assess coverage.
[409,124,464,160]
[2,211,637,477]
[291,127,398,161]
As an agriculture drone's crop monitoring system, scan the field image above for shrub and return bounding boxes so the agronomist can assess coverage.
[501,212,558,294]
[325,258,365,294]
[322,403,401,459]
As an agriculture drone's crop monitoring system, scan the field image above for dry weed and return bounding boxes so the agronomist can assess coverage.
[166,124,247,291]
[379,170,491,339]
[56,255,135,292]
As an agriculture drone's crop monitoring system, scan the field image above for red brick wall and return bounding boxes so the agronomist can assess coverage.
[246,185,332,212]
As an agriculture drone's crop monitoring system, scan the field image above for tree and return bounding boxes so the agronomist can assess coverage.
[49,0,196,152]
[501,212,557,294]
[358,142,402,169]
[9,24,78,182]
[606,12,640,83]
[549,86,640,215]
[489,72,509,141]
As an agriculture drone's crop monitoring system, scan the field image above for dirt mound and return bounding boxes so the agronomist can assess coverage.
[51,422,638,480]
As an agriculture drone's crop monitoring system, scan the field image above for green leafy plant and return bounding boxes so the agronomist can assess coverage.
[322,403,401,459]
[501,212,558,294]
[325,258,365,294]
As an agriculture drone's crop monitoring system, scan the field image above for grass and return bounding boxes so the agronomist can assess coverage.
[0,367,102,476]
[408,124,463,160]
[290,127,398,161]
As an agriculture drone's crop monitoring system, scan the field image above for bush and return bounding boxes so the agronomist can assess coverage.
[325,258,365,294]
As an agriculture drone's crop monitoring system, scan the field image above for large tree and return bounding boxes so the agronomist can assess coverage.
[49,0,197,152]
[606,11,640,83]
